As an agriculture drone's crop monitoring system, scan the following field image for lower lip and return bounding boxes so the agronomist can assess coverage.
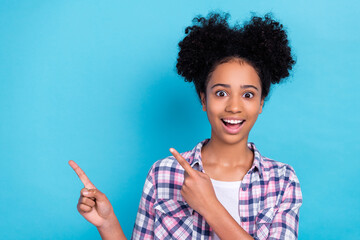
[221,120,245,134]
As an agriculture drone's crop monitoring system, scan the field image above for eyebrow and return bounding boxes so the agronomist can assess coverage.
[210,83,259,91]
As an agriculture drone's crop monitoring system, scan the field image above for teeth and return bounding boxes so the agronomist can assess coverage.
[223,119,244,124]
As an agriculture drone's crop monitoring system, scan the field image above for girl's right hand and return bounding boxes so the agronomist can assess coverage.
[69,160,114,228]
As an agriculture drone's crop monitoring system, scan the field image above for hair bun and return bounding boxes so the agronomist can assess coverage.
[241,14,296,84]
[176,13,234,85]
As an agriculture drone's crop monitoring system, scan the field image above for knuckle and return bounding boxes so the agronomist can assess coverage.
[88,200,96,207]
[90,188,99,195]
[82,197,89,204]
[184,178,193,185]
[78,204,84,211]
[79,204,91,212]
[85,197,95,206]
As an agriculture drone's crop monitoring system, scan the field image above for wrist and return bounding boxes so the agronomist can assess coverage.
[200,197,222,218]
[97,211,127,240]
[97,211,119,232]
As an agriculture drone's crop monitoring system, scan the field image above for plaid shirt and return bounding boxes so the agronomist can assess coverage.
[131,139,303,239]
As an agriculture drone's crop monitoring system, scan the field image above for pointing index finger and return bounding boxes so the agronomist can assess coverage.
[68,160,96,189]
[169,148,194,175]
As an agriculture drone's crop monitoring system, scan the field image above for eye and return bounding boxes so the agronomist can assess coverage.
[243,92,254,98]
[215,90,228,97]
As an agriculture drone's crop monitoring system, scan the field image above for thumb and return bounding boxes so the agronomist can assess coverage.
[81,188,106,202]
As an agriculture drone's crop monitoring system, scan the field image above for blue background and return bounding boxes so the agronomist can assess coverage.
[1,0,359,239]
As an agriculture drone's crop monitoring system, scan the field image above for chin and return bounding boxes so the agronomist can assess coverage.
[224,135,248,145]
[213,132,248,146]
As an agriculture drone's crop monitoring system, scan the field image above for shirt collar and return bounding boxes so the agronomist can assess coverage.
[247,142,264,179]
[189,138,264,179]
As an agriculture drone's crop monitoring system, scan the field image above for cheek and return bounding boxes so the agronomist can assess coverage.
[205,99,223,122]
[206,98,222,114]
[246,102,262,118]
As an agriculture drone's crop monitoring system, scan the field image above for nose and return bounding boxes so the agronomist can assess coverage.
[225,95,242,113]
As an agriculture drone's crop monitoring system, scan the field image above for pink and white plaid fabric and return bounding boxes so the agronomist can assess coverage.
[131,139,303,239]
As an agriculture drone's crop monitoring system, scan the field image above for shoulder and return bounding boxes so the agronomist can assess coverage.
[261,156,299,183]
[257,153,303,207]
[250,142,300,184]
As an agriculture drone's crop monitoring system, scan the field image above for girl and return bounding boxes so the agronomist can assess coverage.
[69,12,303,240]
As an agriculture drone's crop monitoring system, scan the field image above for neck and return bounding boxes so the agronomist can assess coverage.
[202,134,253,167]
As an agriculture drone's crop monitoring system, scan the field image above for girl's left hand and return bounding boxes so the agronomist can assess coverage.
[170,148,219,216]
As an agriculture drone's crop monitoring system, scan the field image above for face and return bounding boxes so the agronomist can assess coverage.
[200,60,264,145]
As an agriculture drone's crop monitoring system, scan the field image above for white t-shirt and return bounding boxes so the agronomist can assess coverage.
[210,178,242,240]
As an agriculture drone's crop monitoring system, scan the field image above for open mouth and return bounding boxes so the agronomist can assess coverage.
[221,118,245,132]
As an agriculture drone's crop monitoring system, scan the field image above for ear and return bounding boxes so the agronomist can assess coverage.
[259,98,264,114]
[200,92,206,111]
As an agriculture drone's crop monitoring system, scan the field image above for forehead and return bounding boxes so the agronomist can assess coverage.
[207,61,261,88]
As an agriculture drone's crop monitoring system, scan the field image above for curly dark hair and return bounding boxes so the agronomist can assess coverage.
[176,12,295,102]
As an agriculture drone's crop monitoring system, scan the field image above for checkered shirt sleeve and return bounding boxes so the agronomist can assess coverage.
[254,166,303,240]
[131,165,156,240]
